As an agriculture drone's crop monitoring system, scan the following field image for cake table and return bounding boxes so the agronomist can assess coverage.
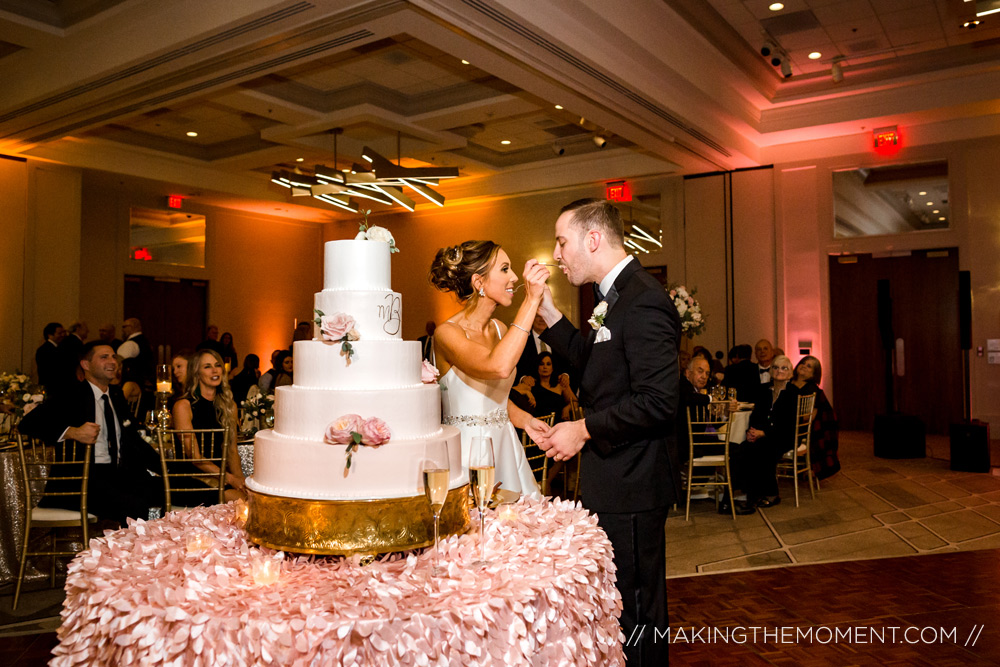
[51,497,624,666]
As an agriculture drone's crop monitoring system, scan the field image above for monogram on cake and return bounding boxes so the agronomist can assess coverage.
[245,235,469,555]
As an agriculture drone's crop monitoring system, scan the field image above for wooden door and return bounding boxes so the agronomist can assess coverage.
[123,275,207,363]
[829,249,961,435]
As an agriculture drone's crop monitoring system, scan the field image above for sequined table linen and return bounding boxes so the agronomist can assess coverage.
[52,497,624,666]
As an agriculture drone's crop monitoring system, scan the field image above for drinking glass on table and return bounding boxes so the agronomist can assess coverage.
[144,409,158,432]
[728,388,738,402]
[468,435,495,568]
[423,440,450,577]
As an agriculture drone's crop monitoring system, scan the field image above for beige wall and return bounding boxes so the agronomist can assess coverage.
[0,158,28,373]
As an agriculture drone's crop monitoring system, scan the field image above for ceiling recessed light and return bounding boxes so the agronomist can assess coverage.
[460,59,470,65]
[926,202,934,206]
[963,20,981,29]
[554,104,563,110]
[939,216,947,221]
[295,157,304,162]
[808,52,822,60]
[932,209,940,214]
[769,3,784,11]
[500,140,511,145]
[918,191,927,195]
[186,131,198,137]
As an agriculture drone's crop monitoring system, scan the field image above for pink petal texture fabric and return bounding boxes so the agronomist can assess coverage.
[51,497,624,666]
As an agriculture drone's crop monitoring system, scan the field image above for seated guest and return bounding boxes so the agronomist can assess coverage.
[219,332,239,375]
[197,324,225,356]
[754,338,775,386]
[722,344,758,401]
[171,350,246,503]
[257,349,283,395]
[691,347,717,390]
[97,322,122,352]
[677,356,712,466]
[229,354,260,405]
[533,352,577,422]
[272,351,294,390]
[291,321,312,347]
[725,355,799,514]
[792,355,841,480]
[121,356,154,419]
[509,374,537,414]
[17,342,163,526]
[170,351,193,409]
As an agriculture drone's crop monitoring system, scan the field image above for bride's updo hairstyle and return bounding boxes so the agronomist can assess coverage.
[429,240,501,302]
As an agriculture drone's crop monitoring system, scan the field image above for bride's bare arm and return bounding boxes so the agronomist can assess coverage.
[434,261,549,380]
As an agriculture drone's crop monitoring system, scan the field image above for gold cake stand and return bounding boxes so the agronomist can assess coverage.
[245,484,471,556]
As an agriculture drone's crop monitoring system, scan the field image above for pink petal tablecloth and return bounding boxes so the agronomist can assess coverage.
[51,497,624,666]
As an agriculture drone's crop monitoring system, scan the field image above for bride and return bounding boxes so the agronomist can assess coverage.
[429,240,551,497]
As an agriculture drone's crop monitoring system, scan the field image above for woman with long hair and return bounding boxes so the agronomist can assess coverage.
[272,351,293,390]
[171,349,246,502]
[792,355,840,479]
[429,240,551,496]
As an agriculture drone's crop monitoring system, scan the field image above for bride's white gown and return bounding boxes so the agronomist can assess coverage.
[439,328,540,498]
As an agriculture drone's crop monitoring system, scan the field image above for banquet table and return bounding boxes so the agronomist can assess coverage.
[51,497,625,666]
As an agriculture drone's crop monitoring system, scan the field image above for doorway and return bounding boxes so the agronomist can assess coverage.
[829,249,961,435]
[123,275,207,363]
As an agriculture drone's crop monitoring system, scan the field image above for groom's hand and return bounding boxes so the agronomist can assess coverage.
[538,284,562,327]
[542,419,589,461]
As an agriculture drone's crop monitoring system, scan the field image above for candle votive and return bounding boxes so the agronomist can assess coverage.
[498,504,519,522]
[250,555,281,585]
[186,530,213,554]
[234,499,249,524]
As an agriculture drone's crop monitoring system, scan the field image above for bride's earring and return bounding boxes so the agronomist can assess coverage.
[478,287,485,297]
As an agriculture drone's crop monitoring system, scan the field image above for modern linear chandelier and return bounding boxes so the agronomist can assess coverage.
[271,129,459,213]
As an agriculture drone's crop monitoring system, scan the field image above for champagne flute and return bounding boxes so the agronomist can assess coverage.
[423,440,450,577]
[144,409,158,432]
[468,435,495,567]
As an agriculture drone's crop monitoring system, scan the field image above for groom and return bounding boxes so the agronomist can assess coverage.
[536,198,680,666]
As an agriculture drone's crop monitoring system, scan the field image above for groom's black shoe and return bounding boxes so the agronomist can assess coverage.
[756,495,781,508]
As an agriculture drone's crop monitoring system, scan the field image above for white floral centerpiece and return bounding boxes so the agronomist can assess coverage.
[667,284,705,339]
[354,209,399,253]
[0,371,44,418]
[240,393,275,435]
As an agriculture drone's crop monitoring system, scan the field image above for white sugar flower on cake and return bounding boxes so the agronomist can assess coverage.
[354,209,399,253]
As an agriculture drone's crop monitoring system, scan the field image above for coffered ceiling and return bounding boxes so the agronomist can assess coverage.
[0,0,998,221]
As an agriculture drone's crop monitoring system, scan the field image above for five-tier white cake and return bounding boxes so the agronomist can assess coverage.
[244,239,469,555]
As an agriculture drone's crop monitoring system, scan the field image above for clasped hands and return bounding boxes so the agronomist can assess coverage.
[528,418,589,462]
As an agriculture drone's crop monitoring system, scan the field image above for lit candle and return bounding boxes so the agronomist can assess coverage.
[224,361,231,375]
[186,531,213,554]
[498,505,518,521]
[251,556,281,585]
[156,380,172,394]
[234,499,249,524]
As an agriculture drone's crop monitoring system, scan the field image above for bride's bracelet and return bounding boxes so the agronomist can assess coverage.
[509,322,530,334]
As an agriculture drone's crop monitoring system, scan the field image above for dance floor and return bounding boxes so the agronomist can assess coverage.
[3,431,999,665]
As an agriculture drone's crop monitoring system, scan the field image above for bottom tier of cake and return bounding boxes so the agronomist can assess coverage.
[245,484,471,555]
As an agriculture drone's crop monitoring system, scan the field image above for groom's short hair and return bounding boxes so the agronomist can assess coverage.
[560,198,624,247]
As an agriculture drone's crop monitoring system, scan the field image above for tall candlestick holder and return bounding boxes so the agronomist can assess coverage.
[155,364,173,429]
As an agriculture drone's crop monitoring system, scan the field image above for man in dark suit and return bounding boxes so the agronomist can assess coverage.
[417,321,436,362]
[35,321,71,394]
[536,198,680,666]
[723,344,759,402]
[19,341,163,526]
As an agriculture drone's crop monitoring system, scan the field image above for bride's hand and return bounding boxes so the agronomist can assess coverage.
[521,260,550,301]
[524,417,551,445]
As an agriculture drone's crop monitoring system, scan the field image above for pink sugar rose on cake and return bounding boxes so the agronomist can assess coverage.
[324,414,363,445]
[320,313,356,341]
[421,360,440,384]
[359,417,391,446]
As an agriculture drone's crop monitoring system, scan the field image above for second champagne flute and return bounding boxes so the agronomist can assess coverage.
[468,435,495,567]
[423,440,450,577]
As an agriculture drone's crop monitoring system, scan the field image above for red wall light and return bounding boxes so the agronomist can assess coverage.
[606,181,632,202]
[131,247,153,261]
[873,126,899,148]
[167,195,184,209]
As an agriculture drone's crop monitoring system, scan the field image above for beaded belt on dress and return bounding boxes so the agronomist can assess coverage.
[443,407,509,428]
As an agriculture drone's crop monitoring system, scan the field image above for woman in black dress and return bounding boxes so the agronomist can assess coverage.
[792,355,840,479]
[170,349,246,503]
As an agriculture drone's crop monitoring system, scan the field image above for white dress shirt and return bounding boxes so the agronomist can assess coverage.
[597,255,635,301]
[117,332,142,359]
[59,381,121,464]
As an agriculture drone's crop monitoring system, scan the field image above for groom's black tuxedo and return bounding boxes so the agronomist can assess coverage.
[18,380,162,525]
[542,257,680,666]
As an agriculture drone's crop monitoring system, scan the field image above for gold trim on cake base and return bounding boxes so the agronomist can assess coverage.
[245,484,471,556]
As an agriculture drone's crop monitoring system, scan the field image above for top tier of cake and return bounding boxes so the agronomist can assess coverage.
[323,239,390,291]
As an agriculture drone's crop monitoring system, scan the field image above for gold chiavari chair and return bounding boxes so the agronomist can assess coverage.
[156,426,230,512]
[776,394,817,507]
[520,413,556,495]
[13,433,96,609]
[685,403,736,520]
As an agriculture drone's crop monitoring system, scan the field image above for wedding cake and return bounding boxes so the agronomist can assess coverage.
[245,237,469,555]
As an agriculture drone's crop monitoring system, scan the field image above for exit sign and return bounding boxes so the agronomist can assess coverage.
[167,195,184,209]
[606,181,632,202]
[873,126,899,148]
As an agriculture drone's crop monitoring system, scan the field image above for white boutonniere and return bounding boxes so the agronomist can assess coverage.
[588,300,608,330]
